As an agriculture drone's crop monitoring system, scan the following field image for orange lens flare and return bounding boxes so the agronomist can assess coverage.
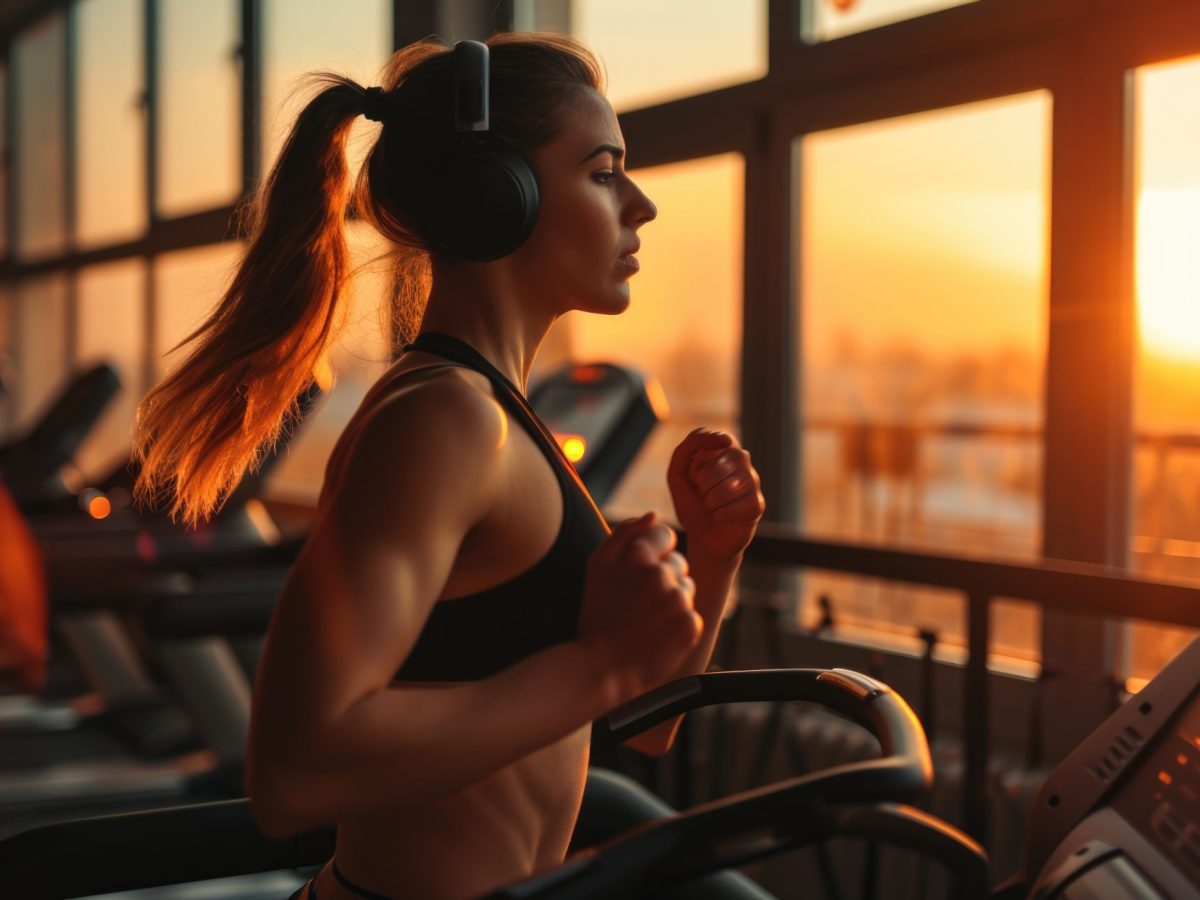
[87,496,112,520]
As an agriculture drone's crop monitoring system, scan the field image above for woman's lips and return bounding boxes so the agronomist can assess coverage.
[618,254,640,274]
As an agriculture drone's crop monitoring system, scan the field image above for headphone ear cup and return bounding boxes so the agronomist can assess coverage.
[429,140,540,262]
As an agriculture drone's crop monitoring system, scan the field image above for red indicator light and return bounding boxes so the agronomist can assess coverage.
[570,366,606,384]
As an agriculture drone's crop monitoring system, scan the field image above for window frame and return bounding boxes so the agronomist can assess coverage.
[2,0,1199,757]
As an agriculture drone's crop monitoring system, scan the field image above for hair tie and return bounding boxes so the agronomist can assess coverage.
[362,86,388,123]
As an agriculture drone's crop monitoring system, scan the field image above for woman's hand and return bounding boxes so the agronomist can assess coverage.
[667,428,766,564]
[577,513,702,708]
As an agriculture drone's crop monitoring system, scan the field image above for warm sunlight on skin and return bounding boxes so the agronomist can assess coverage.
[1136,188,1200,362]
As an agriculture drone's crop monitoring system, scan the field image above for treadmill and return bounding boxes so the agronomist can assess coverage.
[0,667,989,899]
[6,637,1200,897]
[0,363,122,511]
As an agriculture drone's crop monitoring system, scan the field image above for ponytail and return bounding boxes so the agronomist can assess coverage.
[134,76,366,526]
[136,33,605,526]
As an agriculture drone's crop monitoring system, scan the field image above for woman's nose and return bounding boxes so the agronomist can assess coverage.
[630,183,657,225]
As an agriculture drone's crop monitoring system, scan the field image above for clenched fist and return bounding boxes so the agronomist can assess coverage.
[667,428,766,563]
[577,512,702,707]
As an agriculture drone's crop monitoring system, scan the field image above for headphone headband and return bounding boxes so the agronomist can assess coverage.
[453,41,489,133]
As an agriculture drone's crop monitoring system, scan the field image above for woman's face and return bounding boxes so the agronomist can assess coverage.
[511,88,657,315]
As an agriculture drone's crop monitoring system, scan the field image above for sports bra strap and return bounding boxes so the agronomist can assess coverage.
[404,332,608,526]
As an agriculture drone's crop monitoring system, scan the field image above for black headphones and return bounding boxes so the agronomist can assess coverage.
[425,41,540,262]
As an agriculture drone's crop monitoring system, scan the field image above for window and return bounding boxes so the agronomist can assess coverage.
[7,276,69,429]
[75,0,145,248]
[153,242,243,375]
[1127,55,1200,683]
[157,0,240,217]
[556,153,745,518]
[75,261,145,480]
[565,0,767,112]
[796,92,1051,654]
[803,0,978,43]
[261,0,391,178]
[12,15,67,260]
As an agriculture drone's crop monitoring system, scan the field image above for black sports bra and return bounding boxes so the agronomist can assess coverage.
[391,332,611,682]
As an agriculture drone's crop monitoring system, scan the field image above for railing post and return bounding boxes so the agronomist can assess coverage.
[964,591,990,845]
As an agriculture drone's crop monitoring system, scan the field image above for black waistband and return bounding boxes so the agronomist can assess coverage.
[332,860,392,900]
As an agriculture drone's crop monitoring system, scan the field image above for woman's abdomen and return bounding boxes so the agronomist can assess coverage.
[333,723,591,899]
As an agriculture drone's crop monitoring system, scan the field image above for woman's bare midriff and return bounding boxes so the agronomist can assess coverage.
[319,720,591,899]
[309,353,596,898]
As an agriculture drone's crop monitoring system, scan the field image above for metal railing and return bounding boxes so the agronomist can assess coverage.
[802,419,1200,557]
[741,521,1200,842]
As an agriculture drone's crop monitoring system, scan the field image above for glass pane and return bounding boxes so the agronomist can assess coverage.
[1128,56,1200,684]
[555,153,744,518]
[13,15,67,261]
[261,0,391,179]
[75,261,145,480]
[157,0,240,217]
[569,0,767,112]
[153,242,243,375]
[9,276,69,430]
[797,92,1050,655]
[75,0,145,248]
[804,0,978,43]
[265,221,396,505]
[0,63,8,256]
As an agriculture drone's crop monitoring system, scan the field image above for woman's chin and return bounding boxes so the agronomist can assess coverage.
[575,287,631,316]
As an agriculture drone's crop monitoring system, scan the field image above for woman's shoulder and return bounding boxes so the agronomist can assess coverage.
[319,360,508,510]
[365,356,504,437]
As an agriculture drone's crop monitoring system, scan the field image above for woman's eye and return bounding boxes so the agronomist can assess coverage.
[593,171,615,184]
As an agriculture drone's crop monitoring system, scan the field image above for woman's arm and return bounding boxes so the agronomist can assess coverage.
[246,374,614,834]
[622,428,765,757]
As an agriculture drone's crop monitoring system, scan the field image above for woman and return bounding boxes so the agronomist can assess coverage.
[134,32,765,900]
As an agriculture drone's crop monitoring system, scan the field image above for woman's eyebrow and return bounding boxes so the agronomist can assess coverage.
[579,143,625,164]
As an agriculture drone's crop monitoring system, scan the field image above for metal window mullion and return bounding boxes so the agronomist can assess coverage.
[742,109,798,532]
[1037,24,1132,762]
[767,0,799,75]
[240,0,261,196]
[392,0,437,51]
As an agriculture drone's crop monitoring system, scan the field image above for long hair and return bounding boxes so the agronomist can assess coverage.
[133,32,603,526]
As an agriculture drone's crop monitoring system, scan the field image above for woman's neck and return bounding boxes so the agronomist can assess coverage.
[419,271,557,394]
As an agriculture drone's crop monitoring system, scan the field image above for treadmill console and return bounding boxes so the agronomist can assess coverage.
[1022,639,1200,899]
[529,363,665,507]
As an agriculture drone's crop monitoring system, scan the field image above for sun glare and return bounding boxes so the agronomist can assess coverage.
[1136,188,1200,361]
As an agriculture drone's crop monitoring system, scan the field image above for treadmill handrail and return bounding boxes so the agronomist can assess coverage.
[0,667,937,899]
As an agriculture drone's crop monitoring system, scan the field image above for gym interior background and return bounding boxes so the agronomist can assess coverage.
[1,0,1199,896]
